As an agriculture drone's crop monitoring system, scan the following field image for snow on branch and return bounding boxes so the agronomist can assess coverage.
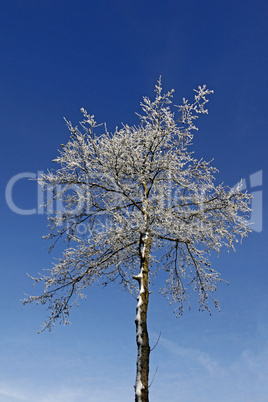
[24,79,252,330]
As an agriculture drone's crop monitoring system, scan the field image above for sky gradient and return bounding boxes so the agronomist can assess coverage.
[1,1,267,401]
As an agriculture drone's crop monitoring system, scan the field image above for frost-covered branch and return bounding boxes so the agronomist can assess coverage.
[24,79,252,331]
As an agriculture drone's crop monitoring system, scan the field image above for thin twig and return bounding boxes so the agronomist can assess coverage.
[150,330,161,352]
[149,367,158,388]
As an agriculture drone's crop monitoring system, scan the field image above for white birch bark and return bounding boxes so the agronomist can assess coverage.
[134,232,151,402]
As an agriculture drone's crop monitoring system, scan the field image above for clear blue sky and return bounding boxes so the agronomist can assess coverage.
[1,1,267,401]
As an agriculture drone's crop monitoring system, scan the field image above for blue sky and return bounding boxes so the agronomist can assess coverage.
[0,1,267,401]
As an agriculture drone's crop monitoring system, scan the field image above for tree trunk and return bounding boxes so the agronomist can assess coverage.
[134,232,151,402]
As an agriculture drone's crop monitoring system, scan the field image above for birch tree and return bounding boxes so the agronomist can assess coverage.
[24,79,251,402]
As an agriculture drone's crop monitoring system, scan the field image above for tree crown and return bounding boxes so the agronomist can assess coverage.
[24,78,252,331]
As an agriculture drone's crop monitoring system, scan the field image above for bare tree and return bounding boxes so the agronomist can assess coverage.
[24,79,251,402]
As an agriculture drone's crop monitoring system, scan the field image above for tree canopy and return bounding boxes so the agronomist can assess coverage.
[24,79,251,332]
